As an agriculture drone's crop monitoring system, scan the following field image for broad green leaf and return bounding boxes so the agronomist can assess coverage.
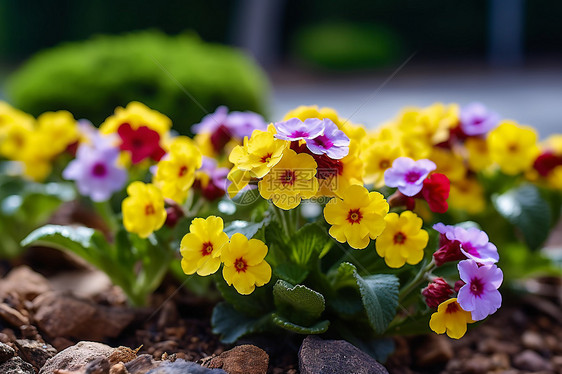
[271,313,329,334]
[493,184,551,250]
[273,280,325,326]
[211,302,273,344]
[289,223,332,267]
[214,275,272,317]
[331,262,399,334]
[273,263,309,285]
[224,220,267,239]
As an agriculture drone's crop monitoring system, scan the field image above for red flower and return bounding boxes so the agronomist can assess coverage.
[533,152,562,177]
[421,173,450,213]
[433,237,464,267]
[422,278,454,309]
[210,125,233,153]
[117,123,166,164]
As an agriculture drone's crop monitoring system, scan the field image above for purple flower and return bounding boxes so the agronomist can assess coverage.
[226,111,268,139]
[274,118,325,141]
[63,142,127,202]
[384,157,436,196]
[444,225,499,264]
[457,259,503,320]
[305,119,350,159]
[460,102,500,136]
[199,157,229,189]
[192,106,267,139]
[192,106,229,135]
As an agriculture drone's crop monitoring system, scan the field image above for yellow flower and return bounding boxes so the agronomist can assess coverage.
[449,178,485,214]
[226,166,253,198]
[324,185,389,249]
[0,101,35,136]
[362,140,403,187]
[397,103,459,146]
[122,182,167,238]
[35,111,79,158]
[180,216,229,276]
[375,211,428,268]
[153,137,202,203]
[99,101,171,138]
[548,166,562,190]
[429,148,466,182]
[258,148,319,210]
[487,121,540,175]
[316,139,364,197]
[221,233,272,295]
[429,298,474,339]
[0,120,34,160]
[465,137,491,172]
[230,130,288,179]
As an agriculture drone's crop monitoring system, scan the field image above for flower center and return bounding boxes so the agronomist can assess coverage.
[145,204,155,216]
[393,232,407,244]
[291,130,309,138]
[260,153,273,163]
[461,242,479,257]
[91,162,107,177]
[201,241,213,256]
[178,165,188,177]
[280,170,296,186]
[445,302,459,314]
[347,209,362,224]
[469,277,484,296]
[405,171,421,183]
[508,143,519,153]
[313,135,334,150]
[234,257,248,273]
[379,159,390,170]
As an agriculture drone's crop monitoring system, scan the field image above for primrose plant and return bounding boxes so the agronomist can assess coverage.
[8,100,561,359]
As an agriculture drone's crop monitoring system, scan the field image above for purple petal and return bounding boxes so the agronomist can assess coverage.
[192,106,229,134]
[457,286,475,311]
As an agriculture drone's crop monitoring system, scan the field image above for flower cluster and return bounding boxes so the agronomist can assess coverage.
[180,216,271,294]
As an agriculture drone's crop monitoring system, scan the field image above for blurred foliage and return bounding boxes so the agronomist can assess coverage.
[291,23,404,70]
[6,31,270,134]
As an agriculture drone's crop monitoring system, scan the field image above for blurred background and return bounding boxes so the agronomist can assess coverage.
[1,0,561,135]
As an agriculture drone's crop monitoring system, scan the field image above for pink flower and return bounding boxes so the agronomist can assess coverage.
[457,259,503,320]
[384,157,436,196]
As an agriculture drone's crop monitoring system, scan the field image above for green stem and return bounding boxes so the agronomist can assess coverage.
[272,205,290,236]
[94,201,118,234]
[398,259,435,303]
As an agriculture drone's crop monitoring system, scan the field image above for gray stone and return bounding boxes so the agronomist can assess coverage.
[299,336,388,374]
[39,341,115,374]
[0,356,35,374]
[147,359,227,374]
[0,342,16,364]
[512,349,553,372]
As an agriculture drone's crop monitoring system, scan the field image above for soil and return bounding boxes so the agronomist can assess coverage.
[2,246,562,373]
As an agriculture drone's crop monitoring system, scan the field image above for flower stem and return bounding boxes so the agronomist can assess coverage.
[272,205,291,237]
[93,200,118,235]
[398,259,435,303]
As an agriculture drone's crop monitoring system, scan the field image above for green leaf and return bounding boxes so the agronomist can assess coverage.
[214,275,272,317]
[224,220,267,239]
[331,262,399,334]
[493,184,551,250]
[273,263,309,285]
[273,280,325,326]
[211,302,273,344]
[289,223,332,268]
[271,313,329,334]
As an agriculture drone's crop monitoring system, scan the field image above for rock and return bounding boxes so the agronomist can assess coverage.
[83,357,111,374]
[32,292,135,340]
[14,339,57,370]
[462,354,492,373]
[147,359,227,373]
[48,271,113,299]
[0,266,52,300]
[108,346,138,365]
[124,355,159,374]
[512,349,553,372]
[521,330,544,351]
[39,341,115,374]
[490,353,510,370]
[109,363,128,374]
[0,303,30,327]
[202,345,268,374]
[298,336,388,374]
[0,342,16,364]
[415,334,453,366]
[0,356,35,374]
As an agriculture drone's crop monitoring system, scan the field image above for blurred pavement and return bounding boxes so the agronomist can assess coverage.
[271,64,562,137]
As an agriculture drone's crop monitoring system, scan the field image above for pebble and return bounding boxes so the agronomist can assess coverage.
[521,330,544,351]
[415,334,453,366]
[512,349,553,372]
[39,341,116,374]
[14,339,57,370]
[0,356,35,374]
[299,336,388,374]
[202,345,269,374]
[0,342,16,364]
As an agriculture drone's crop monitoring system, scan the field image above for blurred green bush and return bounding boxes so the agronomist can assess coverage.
[6,31,269,133]
[291,23,404,71]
